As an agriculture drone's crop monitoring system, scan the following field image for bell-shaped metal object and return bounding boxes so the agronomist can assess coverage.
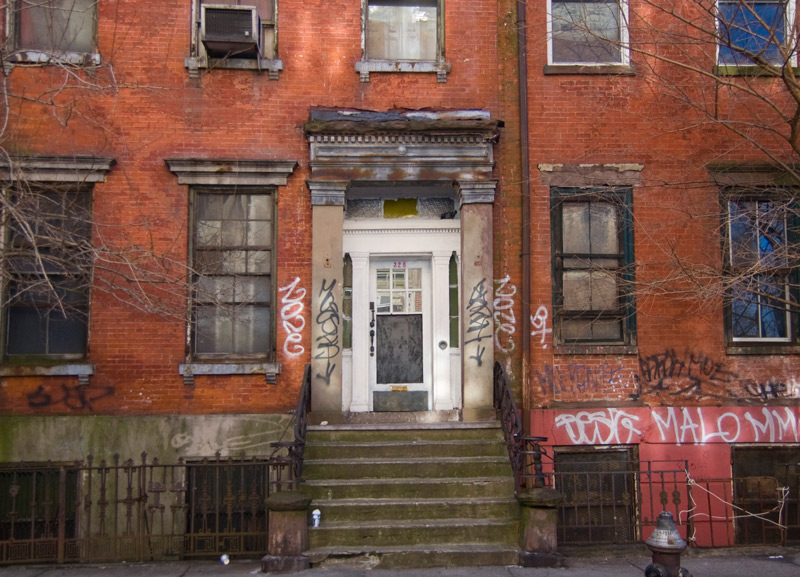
[646,511,686,552]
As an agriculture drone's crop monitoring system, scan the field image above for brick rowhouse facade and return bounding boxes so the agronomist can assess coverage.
[0,0,797,550]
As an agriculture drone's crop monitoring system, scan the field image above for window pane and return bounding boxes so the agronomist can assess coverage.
[393,268,406,289]
[591,270,618,310]
[552,1,622,64]
[6,307,48,354]
[367,2,438,60]
[377,269,390,290]
[759,277,788,338]
[195,306,233,353]
[196,219,222,246]
[718,1,787,65]
[18,0,95,53]
[563,271,592,310]
[192,191,273,356]
[232,305,270,353]
[731,285,761,338]
[408,267,421,289]
[730,201,758,266]
[562,203,590,253]
[590,203,619,254]
[47,311,87,354]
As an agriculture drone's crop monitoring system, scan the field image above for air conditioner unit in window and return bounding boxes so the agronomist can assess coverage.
[201,4,261,58]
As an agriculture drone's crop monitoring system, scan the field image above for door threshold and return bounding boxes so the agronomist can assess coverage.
[310,410,474,426]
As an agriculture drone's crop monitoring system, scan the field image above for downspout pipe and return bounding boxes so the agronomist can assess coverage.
[517,0,532,424]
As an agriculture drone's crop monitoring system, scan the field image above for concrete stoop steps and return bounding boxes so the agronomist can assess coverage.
[301,422,521,569]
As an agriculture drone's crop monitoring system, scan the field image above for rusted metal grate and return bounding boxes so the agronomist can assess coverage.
[0,452,297,564]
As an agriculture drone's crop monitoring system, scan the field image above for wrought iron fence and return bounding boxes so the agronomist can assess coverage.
[0,453,297,564]
[552,459,688,545]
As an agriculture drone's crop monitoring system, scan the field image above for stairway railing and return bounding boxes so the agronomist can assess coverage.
[271,364,311,483]
[493,361,550,494]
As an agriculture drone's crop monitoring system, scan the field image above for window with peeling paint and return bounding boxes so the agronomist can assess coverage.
[550,187,636,346]
[191,189,275,359]
[548,0,629,65]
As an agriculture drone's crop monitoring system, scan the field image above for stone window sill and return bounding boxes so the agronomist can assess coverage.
[179,362,281,385]
[0,363,94,386]
[553,344,638,356]
[5,50,101,70]
[355,60,451,83]
[713,65,790,77]
[726,344,800,356]
[184,56,283,80]
[543,64,635,76]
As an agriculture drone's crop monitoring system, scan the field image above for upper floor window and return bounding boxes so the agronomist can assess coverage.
[358,1,449,81]
[726,197,795,343]
[717,0,795,66]
[186,1,282,77]
[2,185,92,359]
[191,188,275,359]
[548,0,629,65]
[9,0,98,64]
[551,187,636,348]
[366,0,438,61]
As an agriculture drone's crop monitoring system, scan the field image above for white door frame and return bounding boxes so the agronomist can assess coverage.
[343,219,461,412]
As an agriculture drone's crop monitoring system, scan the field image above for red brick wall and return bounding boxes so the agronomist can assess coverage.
[0,0,505,415]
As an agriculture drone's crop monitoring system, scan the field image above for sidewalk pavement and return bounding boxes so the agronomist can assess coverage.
[0,546,798,577]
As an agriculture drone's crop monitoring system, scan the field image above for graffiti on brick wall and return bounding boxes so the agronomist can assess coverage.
[278,277,306,357]
[314,279,339,385]
[653,407,799,445]
[534,362,638,398]
[743,378,800,401]
[466,278,492,367]
[493,275,516,354]
[27,383,114,410]
[548,406,799,445]
[555,409,643,444]
[638,349,737,400]
[530,305,552,349]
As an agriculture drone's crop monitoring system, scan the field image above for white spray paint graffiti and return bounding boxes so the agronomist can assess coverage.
[531,305,552,349]
[554,409,643,444]
[550,407,799,446]
[493,275,517,353]
[278,277,306,357]
[652,407,799,445]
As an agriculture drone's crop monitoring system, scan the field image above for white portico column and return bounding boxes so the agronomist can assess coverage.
[457,180,497,421]
[308,181,347,416]
[348,251,370,412]
[432,250,454,411]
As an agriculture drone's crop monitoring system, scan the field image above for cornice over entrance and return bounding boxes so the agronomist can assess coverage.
[305,109,501,182]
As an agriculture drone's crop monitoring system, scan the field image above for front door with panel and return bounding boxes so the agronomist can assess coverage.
[369,259,432,411]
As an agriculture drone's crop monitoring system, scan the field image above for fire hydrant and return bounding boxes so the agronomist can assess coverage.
[644,511,692,577]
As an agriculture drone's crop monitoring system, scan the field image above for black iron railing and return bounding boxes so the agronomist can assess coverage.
[271,364,311,482]
[0,453,296,564]
[493,361,551,493]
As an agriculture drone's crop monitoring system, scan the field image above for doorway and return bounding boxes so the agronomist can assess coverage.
[370,259,432,411]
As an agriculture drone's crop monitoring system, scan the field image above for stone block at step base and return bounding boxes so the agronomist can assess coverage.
[519,551,565,568]
[261,554,310,573]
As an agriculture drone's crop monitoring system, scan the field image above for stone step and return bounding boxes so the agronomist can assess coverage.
[305,543,521,570]
[302,476,516,500]
[312,497,520,522]
[306,422,504,443]
[303,456,511,479]
[308,517,519,549]
[304,439,508,460]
